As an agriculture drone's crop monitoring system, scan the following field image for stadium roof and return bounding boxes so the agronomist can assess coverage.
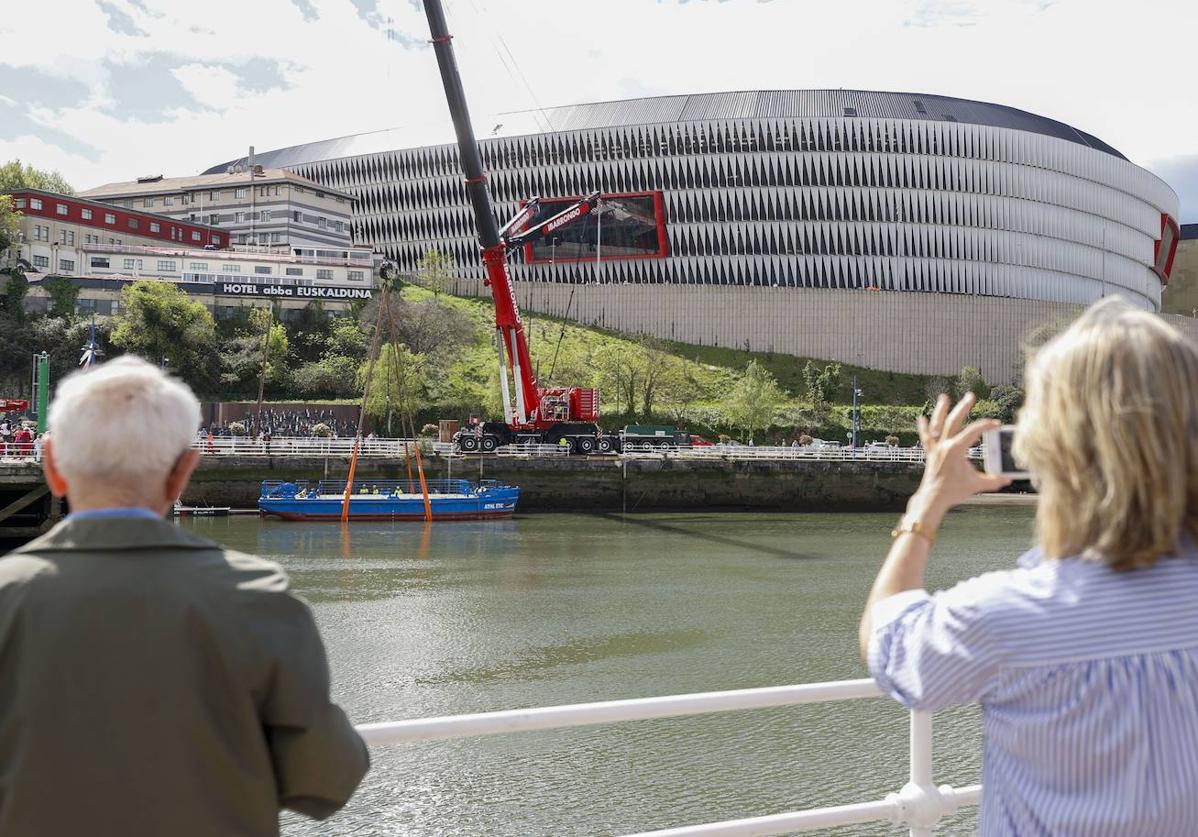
[204,89,1125,174]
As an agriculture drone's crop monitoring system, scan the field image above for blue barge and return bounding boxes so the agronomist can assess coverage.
[259,479,519,521]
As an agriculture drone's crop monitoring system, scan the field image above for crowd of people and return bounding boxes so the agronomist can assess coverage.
[205,408,358,439]
[0,418,42,459]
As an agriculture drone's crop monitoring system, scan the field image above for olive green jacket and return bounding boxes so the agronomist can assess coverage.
[0,517,369,836]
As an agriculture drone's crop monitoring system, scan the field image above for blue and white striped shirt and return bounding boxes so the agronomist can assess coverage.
[869,544,1198,836]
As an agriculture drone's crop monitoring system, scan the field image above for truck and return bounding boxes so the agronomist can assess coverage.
[614,425,711,452]
[423,1,608,455]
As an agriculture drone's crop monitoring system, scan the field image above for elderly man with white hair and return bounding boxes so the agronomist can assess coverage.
[0,357,369,836]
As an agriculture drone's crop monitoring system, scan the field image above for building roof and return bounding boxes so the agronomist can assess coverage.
[5,188,222,232]
[203,88,1126,173]
[80,168,355,201]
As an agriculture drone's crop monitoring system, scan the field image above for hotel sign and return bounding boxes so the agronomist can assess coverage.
[216,282,373,300]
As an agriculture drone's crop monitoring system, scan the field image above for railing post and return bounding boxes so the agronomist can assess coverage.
[886,710,951,835]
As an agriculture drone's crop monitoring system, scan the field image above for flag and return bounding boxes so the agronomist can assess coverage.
[79,316,102,368]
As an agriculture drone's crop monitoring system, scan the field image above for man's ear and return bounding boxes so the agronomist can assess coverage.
[164,449,201,506]
[41,436,69,498]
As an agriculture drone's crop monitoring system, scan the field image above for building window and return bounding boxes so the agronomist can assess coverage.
[189,262,209,271]
[234,188,247,199]
[314,191,324,199]
[316,269,333,281]
[317,217,327,229]
[156,260,176,272]
[90,257,110,269]
[14,198,25,209]
[234,212,246,223]
[33,225,48,241]
[58,230,75,245]
[149,222,160,233]
[81,208,93,220]
[213,235,221,245]
[56,203,68,216]
[59,258,75,273]
[104,213,115,224]
[33,255,49,268]
[271,232,281,243]
[164,196,174,206]
[254,265,272,275]
[209,191,220,201]
[220,264,241,273]
[30,198,43,210]
[208,214,220,226]
[285,267,303,276]
[348,270,364,282]
[128,218,139,229]
[191,231,201,241]
[123,258,142,270]
[261,209,271,222]
[144,198,155,208]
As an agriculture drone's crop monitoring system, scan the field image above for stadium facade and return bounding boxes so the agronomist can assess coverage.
[208,90,1181,383]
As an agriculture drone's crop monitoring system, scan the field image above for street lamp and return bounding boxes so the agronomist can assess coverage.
[851,375,863,452]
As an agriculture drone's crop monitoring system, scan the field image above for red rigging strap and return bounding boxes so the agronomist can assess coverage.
[431,34,453,43]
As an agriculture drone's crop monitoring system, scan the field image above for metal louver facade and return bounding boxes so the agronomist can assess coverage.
[211,91,1179,382]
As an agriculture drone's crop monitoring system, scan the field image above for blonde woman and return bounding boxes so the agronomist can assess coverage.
[860,298,1198,835]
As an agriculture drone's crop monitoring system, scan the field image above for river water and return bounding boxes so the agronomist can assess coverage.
[183,506,1036,836]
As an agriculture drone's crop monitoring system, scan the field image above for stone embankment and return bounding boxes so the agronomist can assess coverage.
[188,454,924,512]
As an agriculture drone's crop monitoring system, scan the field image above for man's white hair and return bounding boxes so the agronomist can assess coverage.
[48,356,201,483]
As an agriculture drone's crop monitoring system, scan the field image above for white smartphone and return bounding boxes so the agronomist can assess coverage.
[982,425,1031,479]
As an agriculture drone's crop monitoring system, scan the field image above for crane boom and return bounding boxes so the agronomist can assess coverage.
[423,0,539,425]
[422,0,601,451]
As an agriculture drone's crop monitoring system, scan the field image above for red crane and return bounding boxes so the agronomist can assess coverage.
[423,1,606,454]
[0,400,29,413]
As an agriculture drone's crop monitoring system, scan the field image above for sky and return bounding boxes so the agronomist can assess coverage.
[1,0,1196,221]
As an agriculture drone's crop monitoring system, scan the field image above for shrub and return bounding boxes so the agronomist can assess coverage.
[311,423,332,438]
[798,434,813,446]
[885,435,900,447]
[228,421,246,437]
[420,423,438,436]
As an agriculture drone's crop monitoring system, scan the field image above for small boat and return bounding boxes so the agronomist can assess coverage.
[258,478,519,522]
[174,502,231,517]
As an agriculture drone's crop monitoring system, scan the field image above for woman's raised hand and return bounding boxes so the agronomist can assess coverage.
[910,393,1011,525]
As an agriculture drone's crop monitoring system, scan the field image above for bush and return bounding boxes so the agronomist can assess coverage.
[885,435,900,447]
[311,423,332,437]
[798,434,813,446]
[228,421,246,437]
[420,423,439,436]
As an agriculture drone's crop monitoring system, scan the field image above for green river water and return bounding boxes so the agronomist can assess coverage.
[182,505,1036,836]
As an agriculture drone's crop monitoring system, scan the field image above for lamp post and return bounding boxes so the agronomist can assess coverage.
[851,375,863,452]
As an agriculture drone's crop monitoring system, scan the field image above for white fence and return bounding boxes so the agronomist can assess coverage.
[194,436,952,462]
[355,677,980,836]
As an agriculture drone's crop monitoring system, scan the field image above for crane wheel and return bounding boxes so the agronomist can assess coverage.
[597,437,614,454]
[459,436,480,452]
[576,436,597,455]
[481,435,499,452]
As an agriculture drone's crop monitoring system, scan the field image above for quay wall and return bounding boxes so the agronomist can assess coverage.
[188,455,923,513]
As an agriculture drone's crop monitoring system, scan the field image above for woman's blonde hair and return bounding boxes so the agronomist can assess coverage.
[1014,298,1198,570]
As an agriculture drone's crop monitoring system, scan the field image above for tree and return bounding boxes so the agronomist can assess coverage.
[42,276,79,321]
[723,360,785,442]
[801,360,841,410]
[0,195,20,253]
[359,343,428,433]
[988,384,1025,423]
[923,375,952,402]
[416,248,453,296]
[2,270,28,322]
[0,160,75,195]
[249,308,289,384]
[955,366,990,400]
[111,281,217,385]
[385,296,474,356]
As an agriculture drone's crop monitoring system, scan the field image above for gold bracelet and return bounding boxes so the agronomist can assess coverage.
[891,517,937,547]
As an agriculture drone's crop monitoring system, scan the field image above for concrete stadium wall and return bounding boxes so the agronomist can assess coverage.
[455,278,1085,384]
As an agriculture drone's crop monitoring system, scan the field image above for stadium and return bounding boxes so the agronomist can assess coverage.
[208,90,1182,383]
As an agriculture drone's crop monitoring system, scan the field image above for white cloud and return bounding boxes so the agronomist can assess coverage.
[1,0,1195,220]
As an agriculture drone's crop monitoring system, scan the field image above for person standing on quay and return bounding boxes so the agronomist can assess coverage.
[0,356,369,836]
[861,299,1198,834]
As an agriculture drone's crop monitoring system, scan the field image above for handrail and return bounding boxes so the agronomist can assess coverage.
[353,677,981,835]
[195,436,974,463]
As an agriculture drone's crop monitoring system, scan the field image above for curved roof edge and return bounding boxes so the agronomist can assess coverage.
[204,89,1126,174]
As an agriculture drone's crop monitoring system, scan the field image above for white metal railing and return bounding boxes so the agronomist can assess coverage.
[193,436,981,464]
[354,677,980,836]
